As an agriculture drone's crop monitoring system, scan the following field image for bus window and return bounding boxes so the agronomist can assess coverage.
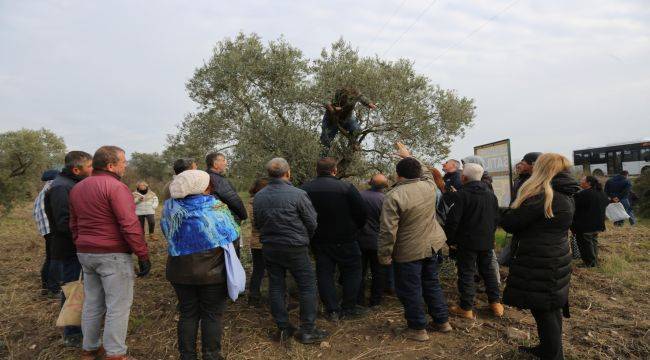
[623,150,639,161]
[642,148,650,162]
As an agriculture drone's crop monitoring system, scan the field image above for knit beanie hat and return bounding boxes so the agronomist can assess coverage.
[461,155,487,169]
[170,170,210,199]
[522,152,542,165]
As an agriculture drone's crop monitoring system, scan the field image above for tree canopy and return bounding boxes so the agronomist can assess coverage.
[0,128,66,213]
[167,33,475,186]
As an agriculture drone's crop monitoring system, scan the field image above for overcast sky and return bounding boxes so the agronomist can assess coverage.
[1,0,648,164]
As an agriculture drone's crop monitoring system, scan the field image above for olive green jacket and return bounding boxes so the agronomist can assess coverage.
[378,158,447,263]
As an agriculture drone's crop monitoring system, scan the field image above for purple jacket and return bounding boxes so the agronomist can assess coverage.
[358,189,385,250]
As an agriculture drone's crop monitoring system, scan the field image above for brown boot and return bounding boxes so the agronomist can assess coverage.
[428,321,453,333]
[490,302,504,317]
[104,355,136,360]
[449,305,475,319]
[80,347,105,360]
[403,328,430,342]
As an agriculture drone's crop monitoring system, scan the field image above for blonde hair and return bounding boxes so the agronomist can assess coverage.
[511,153,572,218]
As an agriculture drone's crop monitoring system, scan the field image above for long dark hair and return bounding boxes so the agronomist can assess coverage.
[249,177,269,196]
[585,175,602,191]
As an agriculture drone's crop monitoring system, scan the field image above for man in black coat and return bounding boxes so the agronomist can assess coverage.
[206,152,248,255]
[302,157,367,321]
[44,151,93,347]
[512,152,542,201]
[356,173,389,307]
[572,176,609,267]
[444,163,503,319]
[442,159,462,192]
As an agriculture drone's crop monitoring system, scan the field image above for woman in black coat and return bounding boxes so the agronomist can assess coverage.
[571,176,609,267]
[501,153,580,360]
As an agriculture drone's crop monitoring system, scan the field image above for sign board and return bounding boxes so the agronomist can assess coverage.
[474,139,513,207]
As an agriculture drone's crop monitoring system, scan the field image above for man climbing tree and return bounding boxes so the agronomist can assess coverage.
[321,87,377,155]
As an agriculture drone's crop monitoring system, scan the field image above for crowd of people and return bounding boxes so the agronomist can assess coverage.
[32,141,627,360]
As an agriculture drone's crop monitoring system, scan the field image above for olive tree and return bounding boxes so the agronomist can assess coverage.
[0,128,66,213]
[168,33,475,186]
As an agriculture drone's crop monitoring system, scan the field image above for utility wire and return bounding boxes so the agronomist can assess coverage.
[382,0,439,58]
[422,0,522,69]
[365,0,408,53]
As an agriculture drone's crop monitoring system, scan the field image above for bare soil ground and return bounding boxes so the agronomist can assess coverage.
[0,203,648,360]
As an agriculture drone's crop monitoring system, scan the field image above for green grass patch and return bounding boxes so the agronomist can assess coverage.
[495,229,508,249]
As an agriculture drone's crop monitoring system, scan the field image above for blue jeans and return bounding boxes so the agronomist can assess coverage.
[320,112,361,149]
[78,253,135,356]
[394,256,449,330]
[263,244,318,332]
[620,198,636,225]
[51,257,83,337]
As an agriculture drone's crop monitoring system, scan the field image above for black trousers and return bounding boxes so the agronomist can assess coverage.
[456,249,500,310]
[138,214,155,234]
[531,308,564,360]
[357,248,388,306]
[40,233,59,293]
[576,232,598,267]
[249,248,265,298]
[172,283,227,360]
[263,244,317,332]
[313,242,362,313]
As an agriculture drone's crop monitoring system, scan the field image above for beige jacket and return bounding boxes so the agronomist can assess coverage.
[378,158,446,263]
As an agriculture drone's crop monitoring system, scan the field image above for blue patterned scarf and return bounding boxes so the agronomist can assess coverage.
[161,195,240,256]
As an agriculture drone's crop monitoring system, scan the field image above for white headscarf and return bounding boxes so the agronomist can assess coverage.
[169,170,210,199]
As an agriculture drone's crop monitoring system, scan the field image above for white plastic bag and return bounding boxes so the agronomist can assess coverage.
[605,202,630,222]
[223,242,246,301]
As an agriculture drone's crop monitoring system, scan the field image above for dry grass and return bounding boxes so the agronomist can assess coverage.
[0,203,649,359]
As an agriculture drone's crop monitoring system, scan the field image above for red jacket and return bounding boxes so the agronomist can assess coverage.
[70,170,149,260]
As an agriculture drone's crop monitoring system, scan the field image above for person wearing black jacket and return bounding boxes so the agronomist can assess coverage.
[44,151,93,347]
[206,152,248,255]
[572,176,609,267]
[501,153,580,360]
[442,159,462,192]
[302,157,368,321]
[253,158,328,344]
[356,174,389,308]
[444,164,503,319]
[512,152,542,202]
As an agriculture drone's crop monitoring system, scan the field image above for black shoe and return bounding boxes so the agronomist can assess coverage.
[294,328,329,344]
[247,295,262,308]
[341,305,369,319]
[518,345,541,357]
[63,334,82,348]
[270,325,297,342]
[324,311,340,322]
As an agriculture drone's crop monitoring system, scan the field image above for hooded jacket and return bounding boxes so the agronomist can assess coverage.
[604,174,632,200]
[500,172,580,311]
[572,188,609,233]
[444,180,499,251]
[44,169,85,259]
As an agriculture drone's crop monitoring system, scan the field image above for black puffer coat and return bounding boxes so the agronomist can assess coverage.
[501,172,580,311]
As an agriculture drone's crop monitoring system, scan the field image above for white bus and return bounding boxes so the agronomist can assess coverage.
[573,140,650,177]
